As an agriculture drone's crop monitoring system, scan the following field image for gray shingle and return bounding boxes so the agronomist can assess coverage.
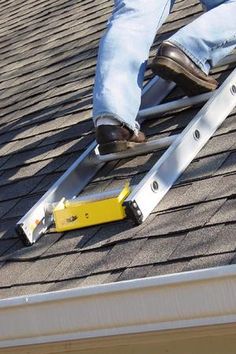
[0,144,55,171]
[0,239,19,257]
[0,218,18,240]
[33,172,63,194]
[0,261,32,287]
[206,174,236,200]
[81,219,137,250]
[15,255,66,284]
[217,151,236,175]
[177,151,230,184]
[0,175,44,202]
[0,160,51,186]
[207,198,236,225]
[117,265,154,282]
[47,248,111,281]
[156,183,194,211]
[47,278,86,293]
[135,207,192,238]
[79,178,113,198]
[147,260,187,277]
[43,226,100,257]
[186,198,227,228]
[2,195,41,219]
[0,283,52,299]
[160,173,235,211]
[78,272,112,287]
[0,232,63,261]
[130,235,185,267]
[217,114,236,135]
[98,239,147,272]
[0,199,19,219]
[207,223,236,254]
[135,198,226,238]
[184,252,236,272]
[142,109,197,137]
[29,156,72,178]
[0,131,51,157]
[104,270,123,284]
[197,132,236,159]
[170,224,226,260]
[43,134,94,160]
[45,253,79,282]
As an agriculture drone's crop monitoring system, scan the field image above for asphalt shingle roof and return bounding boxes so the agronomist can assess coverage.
[0,0,235,299]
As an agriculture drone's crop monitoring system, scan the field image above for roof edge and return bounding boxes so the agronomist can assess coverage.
[1,265,236,348]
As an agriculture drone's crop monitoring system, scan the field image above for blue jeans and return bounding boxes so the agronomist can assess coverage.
[93,0,236,131]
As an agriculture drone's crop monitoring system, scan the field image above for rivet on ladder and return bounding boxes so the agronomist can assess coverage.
[231,85,236,95]
[193,130,201,140]
[151,181,159,193]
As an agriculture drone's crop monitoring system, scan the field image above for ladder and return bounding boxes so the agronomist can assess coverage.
[16,55,236,245]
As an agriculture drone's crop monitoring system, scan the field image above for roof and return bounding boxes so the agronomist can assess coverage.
[0,0,235,299]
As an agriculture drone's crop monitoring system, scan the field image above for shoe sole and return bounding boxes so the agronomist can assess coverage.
[152,56,218,96]
[98,140,140,155]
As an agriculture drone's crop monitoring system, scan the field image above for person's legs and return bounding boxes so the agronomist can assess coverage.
[93,0,174,133]
[152,0,236,95]
[170,0,236,74]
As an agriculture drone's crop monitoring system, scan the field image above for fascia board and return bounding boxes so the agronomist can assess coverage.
[0,265,236,348]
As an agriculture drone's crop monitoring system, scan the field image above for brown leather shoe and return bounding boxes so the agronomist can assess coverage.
[96,125,146,155]
[151,41,218,96]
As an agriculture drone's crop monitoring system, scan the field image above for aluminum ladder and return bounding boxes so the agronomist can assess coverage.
[16,55,236,245]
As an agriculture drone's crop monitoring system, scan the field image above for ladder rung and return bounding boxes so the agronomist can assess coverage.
[140,51,236,114]
[95,135,178,162]
[139,91,214,120]
[216,52,236,67]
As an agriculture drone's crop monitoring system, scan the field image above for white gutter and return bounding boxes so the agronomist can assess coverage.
[0,265,236,348]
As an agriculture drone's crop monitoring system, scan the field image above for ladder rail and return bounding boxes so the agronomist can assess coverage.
[16,141,103,245]
[124,69,236,223]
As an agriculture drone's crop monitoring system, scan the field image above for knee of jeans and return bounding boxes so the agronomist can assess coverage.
[113,0,160,17]
[113,0,140,13]
[200,0,229,11]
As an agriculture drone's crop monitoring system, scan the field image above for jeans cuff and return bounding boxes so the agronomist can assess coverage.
[168,39,209,74]
[93,112,140,133]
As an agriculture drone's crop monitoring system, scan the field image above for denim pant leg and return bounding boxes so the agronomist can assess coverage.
[169,0,236,74]
[93,0,174,131]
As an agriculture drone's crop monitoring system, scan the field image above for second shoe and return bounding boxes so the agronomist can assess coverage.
[151,41,218,96]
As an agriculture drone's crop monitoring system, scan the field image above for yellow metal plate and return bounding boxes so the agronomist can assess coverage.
[53,184,130,232]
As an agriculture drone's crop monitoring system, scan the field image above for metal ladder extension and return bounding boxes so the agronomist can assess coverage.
[16,55,236,245]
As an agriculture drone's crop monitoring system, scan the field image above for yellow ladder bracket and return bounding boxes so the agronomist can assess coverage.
[53,184,131,232]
